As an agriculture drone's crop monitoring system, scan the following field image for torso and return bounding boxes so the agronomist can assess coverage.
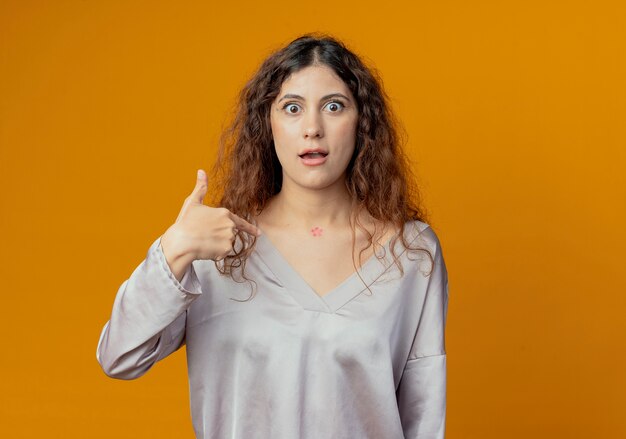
[253,211,400,298]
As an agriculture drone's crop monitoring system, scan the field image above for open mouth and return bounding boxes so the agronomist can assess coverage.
[298,152,328,158]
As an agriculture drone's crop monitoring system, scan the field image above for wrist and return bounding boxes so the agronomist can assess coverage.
[161,226,197,263]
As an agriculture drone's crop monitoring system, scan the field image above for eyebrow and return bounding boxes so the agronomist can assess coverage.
[277,93,351,103]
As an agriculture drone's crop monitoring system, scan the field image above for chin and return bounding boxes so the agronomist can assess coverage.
[302,176,347,191]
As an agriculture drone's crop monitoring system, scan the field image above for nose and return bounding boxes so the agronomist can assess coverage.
[303,111,323,139]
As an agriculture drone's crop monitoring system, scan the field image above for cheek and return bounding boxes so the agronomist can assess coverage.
[270,118,289,163]
[336,118,358,147]
[270,116,293,145]
[270,118,283,151]
[270,115,278,138]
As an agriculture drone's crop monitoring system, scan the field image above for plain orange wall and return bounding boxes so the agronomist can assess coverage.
[1,1,624,438]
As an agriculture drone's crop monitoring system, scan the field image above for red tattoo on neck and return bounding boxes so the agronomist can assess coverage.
[311,226,323,237]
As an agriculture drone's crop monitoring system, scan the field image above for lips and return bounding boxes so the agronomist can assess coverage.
[298,148,328,166]
[299,152,327,159]
[298,148,328,157]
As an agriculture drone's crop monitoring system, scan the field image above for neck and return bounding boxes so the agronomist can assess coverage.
[266,178,354,229]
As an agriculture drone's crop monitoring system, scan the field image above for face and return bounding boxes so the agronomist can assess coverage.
[270,64,358,191]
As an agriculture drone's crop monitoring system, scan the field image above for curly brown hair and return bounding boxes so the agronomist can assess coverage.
[205,32,434,301]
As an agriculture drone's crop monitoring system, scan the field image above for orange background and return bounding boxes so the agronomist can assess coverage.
[1,1,624,437]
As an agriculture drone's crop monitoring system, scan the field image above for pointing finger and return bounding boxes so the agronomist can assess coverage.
[228,212,262,236]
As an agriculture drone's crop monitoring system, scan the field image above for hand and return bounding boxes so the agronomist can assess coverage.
[161,169,262,262]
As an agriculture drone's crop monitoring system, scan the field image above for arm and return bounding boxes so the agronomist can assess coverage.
[96,235,203,380]
[396,228,449,438]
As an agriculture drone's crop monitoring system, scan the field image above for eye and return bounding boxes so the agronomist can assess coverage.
[282,103,301,114]
[324,101,345,113]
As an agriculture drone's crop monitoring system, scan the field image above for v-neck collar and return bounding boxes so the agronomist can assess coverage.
[253,220,425,313]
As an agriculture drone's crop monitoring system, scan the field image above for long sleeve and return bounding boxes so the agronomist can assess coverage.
[396,229,449,438]
[96,235,203,380]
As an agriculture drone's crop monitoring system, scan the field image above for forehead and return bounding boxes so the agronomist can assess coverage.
[277,65,350,96]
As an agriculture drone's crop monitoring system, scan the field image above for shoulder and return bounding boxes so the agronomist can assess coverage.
[403,220,443,255]
[400,220,446,280]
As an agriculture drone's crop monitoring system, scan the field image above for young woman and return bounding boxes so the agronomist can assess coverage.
[97,34,449,439]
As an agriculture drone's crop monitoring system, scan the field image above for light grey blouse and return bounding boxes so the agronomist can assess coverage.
[96,220,449,439]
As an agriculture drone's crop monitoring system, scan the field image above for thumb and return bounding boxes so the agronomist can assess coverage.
[192,169,208,204]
